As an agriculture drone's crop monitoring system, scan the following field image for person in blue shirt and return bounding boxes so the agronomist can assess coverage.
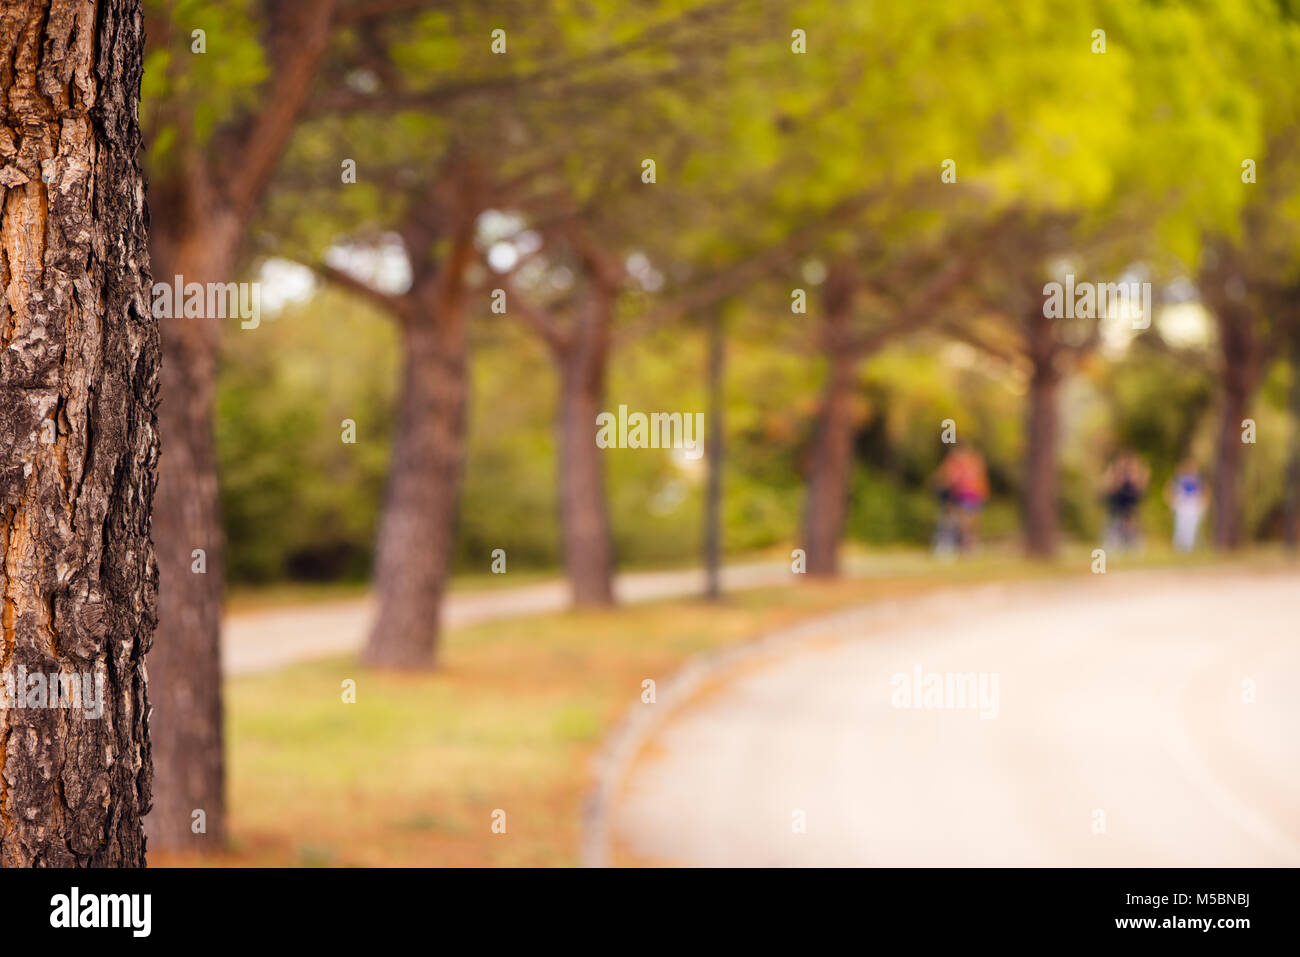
[1165,458,1208,553]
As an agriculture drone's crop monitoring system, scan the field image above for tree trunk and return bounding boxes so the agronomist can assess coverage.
[0,0,156,866]
[800,263,860,577]
[363,291,469,668]
[1212,370,1253,549]
[703,312,725,600]
[143,218,235,853]
[1209,300,1258,550]
[1023,357,1061,558]
[1201,252,1260,551]
[1284,336,1300,551]
[801,349,858,577]
[142,0,338,849]
[555,295,615,606]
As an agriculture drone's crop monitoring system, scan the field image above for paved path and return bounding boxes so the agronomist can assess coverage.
[608,571,1300,866]
[221,559,816,675]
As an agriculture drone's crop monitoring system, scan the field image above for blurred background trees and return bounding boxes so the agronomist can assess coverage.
[138,0,1300,851]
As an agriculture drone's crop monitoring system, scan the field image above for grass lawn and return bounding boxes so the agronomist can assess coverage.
[156,545,1279,867]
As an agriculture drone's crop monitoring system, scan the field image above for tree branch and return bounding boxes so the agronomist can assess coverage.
[222,0,339,226]
[497,273,572,355]
[336,0,430,25]
[311,260,407,319]
[311,0,737,116]
[935,316,1023,366]
[613,187,891,347]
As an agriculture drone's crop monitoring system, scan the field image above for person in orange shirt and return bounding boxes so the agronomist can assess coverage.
[935,445,990,553]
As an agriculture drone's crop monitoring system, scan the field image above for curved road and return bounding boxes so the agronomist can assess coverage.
[610,571,1300,866]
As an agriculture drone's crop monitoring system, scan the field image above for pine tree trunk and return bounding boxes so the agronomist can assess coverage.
[1202,254,1259,551]
[1023,358,1061,558]
[801,264,859,577]
[363,292,469,668]
[1209,308,1257,550]
[142,0,338,848]
[801,350,858,577]
[1284,337,1300,551]
[703,313,725,600]
[556,298,615,607]
[1212,372,1252,549]
[143,219,235,853]
[0,0,156,866]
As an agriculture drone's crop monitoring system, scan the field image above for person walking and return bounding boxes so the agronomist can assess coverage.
[1166,458,1208,553]
[1102,450,1150,551]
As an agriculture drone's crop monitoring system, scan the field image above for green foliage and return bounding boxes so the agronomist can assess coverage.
[217,290,398,582]
[196,0,1300,584]
[142,0,267,169]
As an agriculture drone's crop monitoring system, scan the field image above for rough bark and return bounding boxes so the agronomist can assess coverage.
[555,292,616,607]
[0,0,156,866]
[801,264,859,577]
[702,312,724,600]
[362,275,470,668]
